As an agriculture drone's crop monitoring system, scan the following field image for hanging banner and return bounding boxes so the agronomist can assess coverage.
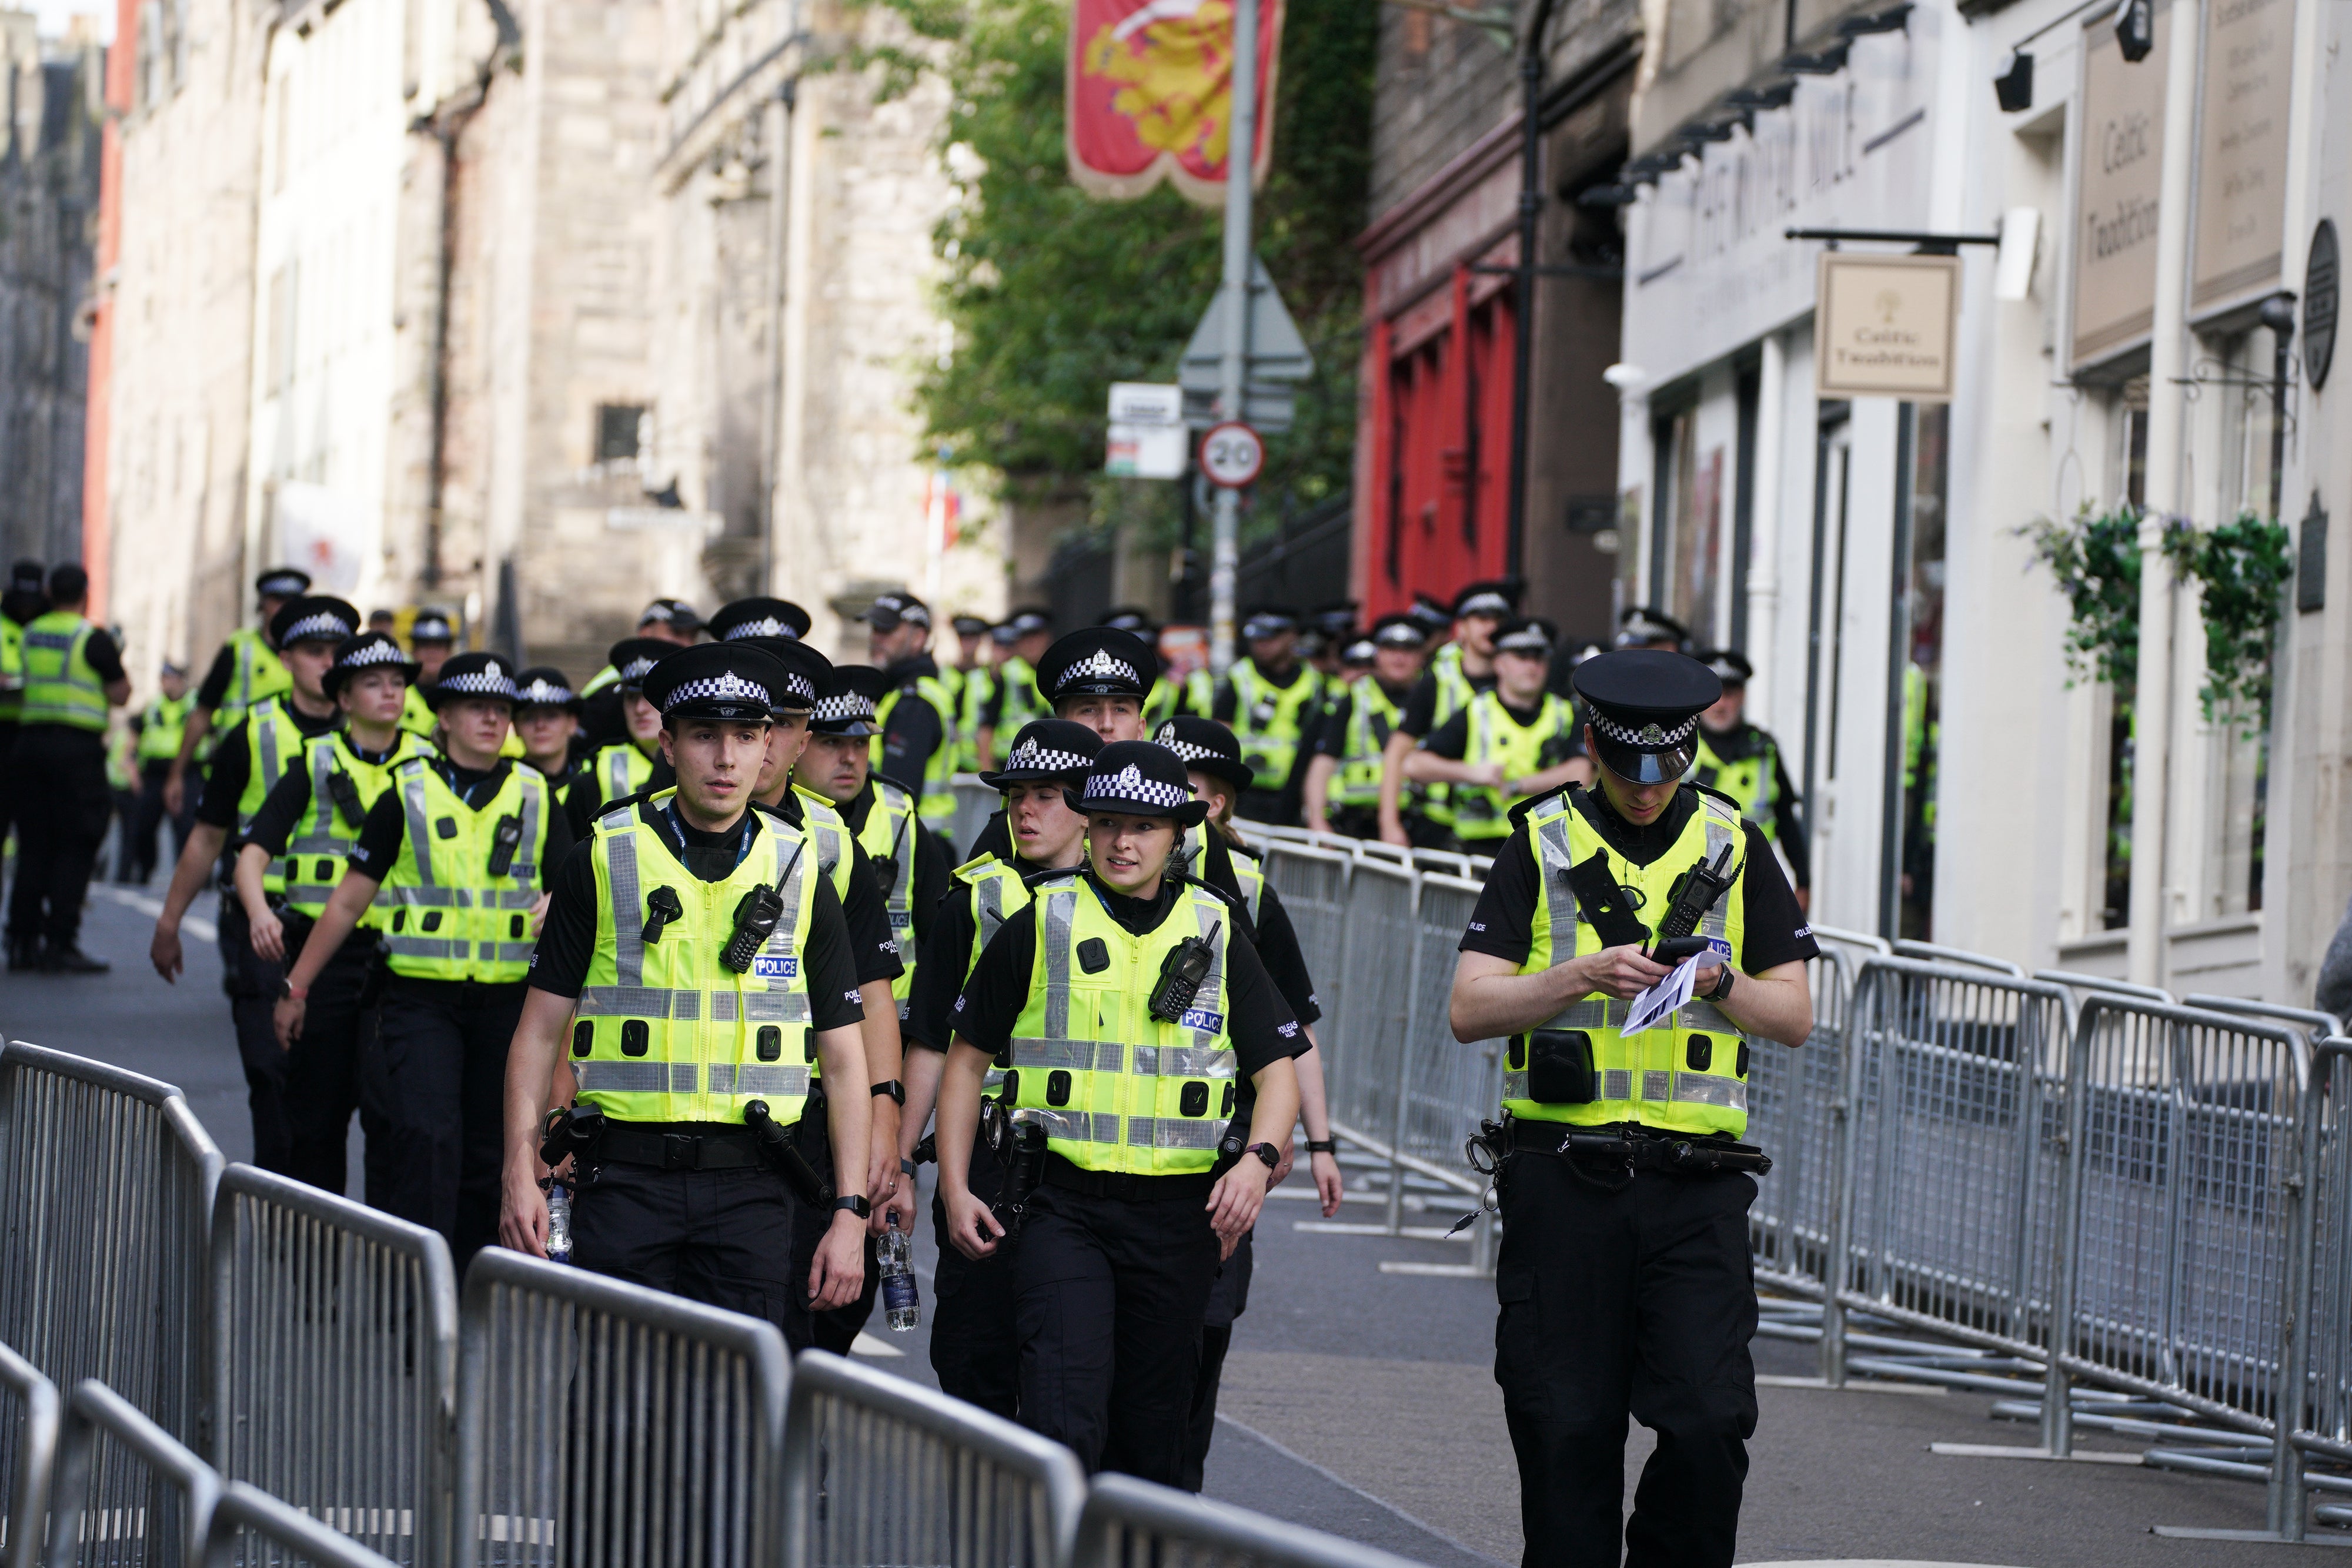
[1067,0,1282,207]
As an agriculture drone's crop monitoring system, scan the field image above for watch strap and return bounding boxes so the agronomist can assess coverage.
[1709,966,1735,1002]
[833,1193,871,1219]
[871,1080,906,1105]
[1247,1141,1279,1170]
[1305,1139,1337,1155]
[900,1156,917,1177]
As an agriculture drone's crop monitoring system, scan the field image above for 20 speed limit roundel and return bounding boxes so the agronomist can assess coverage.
[1199,422,1265,489]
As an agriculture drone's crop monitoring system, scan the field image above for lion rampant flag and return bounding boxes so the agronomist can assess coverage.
[1067,0,1284,207]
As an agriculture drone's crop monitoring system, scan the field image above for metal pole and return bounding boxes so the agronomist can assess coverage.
[2264,291,2296,524]
[1504,0,1557,584]
[762,83,796,596]
[1878,403,1916,940]
[1210,0,1257,680]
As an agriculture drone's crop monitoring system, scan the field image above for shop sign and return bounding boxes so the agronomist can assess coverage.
[1813,253,1960,401]
[2191,0,2289,313]
[2072,0,2170,366]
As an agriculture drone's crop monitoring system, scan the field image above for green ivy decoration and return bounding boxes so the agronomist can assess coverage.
[2160,510,2293,734]
[2019,506,2146,691]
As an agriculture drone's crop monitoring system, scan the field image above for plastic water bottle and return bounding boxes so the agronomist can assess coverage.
[880,1212,919,1330]
[545,1182,572,1265]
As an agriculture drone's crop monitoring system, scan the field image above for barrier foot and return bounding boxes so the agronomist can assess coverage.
[1377,1261,1492,1278]
[1291,1221,1468,1241]
[2150,1527,2352,1546]
[1755,1374,1946,1396]
[1927,1443,2144,1464]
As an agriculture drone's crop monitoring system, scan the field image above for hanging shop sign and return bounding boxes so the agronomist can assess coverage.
[2190,0,2289,314]
[1813,252,1961,401]
[2071,0,2171,367]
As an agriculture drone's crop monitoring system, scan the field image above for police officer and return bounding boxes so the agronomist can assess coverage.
[1379,580,1513,848]
[8,563,132,972]
[123,660,195,884]
[165,566,310,818]
[566,638,676,837]
[902,717,1102,1415]
[1302,613,1427,840]
[235,631,435,1195]
[974,608,1051,769]
[578,597,711,750]
[0,559,45,863]
[396,608,459,738]
[1408,618,1589,848]
[1098,609,1177,731]
[948,613,995,773]
[512,668,584,786]
[1188,607,1322,825]
[935,741,1302,1485]
[1690,650,1809,912]
[499,640,871,1326]
[276,651,572,1263]
[148,595,359,1162]
[1614,604,1690,652]
[863,590,960,835]
[1446,648,1817,1568]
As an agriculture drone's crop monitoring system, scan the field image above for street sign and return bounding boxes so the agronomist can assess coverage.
[1199,422,1264,488]
[1812,252,1960,402]
[1108,381,1184,424]
[1105,381,1187,478]
[1178,254,1314,432]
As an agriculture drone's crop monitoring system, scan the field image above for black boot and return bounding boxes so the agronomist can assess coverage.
[41,945,111,974]
[5,936,39,973]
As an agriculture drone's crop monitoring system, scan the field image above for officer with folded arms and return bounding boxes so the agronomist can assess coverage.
[934,741,1301,1485]
[1446,648,1816,1568]
[902,716,1102,1416]
[500,641,871,1325]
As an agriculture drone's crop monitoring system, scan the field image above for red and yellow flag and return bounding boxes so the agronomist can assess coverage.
[1066,0,1284,206]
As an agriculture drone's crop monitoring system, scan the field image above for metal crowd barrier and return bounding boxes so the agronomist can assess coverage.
[780,1350,1085,1568]
[1744,938,1859,1310]
[948,776,997,860]
[209,1165,457,1565]
[452,1248,790,1568]
[1320,857,1416,1165]
[1,1344,58,1568]
[1388,872,1495,1262]
[1071,1473,1429,1568]
[42,1376,221,1568]
[2297,1035,2352,1533]
[0,1043,222,1456]
[202,1480,400,1568]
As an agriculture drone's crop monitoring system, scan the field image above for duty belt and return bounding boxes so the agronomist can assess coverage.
[1505,1117,1771,1176]
[596,1122,769,1172]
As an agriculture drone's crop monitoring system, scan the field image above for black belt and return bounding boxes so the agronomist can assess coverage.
[1041,1152,1215,1202]
[597,1123,769,1172]
[1508,1118,1771,1176]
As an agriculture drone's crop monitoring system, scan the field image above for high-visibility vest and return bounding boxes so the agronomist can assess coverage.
[0,613,24,721]
[378,759,552,982]
[570,794,819,1125]
[1449,690,1577,842]
[855,778,919,1006]
[137,693,192,761]
[1504,787,1752,1138]
[282,730,437,922]
[19,611,109,731]
[214,626,290,735]
[992,655,1042,736]
[1332,675,1409,810]
[950,851,1031,1095]
[874,674,958,826]
[1184,666,1214,718]
[581,664,620,696]
[785,785,862,1078]
[400,684,436,740]
[1005,874,1241,1175]
[1226,660,1322,791]
[584,741,657,815]
[954,666,994,771]
[1142,677,1178,732]
[1174,824,1261,927]
[1421,643,1481,827]
[1690,727,1783,842]
[236,698,310,894]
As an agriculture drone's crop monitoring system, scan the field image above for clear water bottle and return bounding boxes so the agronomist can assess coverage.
[545,1181,572,1265]
[880,1211,919,1330]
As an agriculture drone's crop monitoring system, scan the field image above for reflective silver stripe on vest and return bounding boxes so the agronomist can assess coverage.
[1673,1073,1746,1109]
[1534,812,1580,956]
[882,784,916,928]
[1040,888,1075,1039]
[400,768,438,885]
[1018,1109,1120,1144]
[1603,1068,1633,1101]
[1501,1069,1743,1111]
[1131,1045,1237,1077]
[1011,1038,1124,1072]
[577,987,702,1020]
[576,1062,699,1095]
[1125,1116,1224,1150]
[606,817,645,987]
[604,747,635,805]
[710,991,812,1024]
[486,889,543,910]
[708,1064,810,1097]
[396,887,468,908]
[384,937,465,959]
[256,705,286,798]
[485,942,539,964]
[1538,997,1739,1034]
[1185,894,1226,1049]
[510,778,543,887]
[976,874,1010,952]
[290,744,345,854]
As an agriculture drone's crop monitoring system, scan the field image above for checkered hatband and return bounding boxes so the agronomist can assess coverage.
[667,670,776,711]
[811,689,876,724]
[437,664,519,701]
[617,656,660,684]
[516,677,576,706]
[1152,724,1227,767]
[1003,738,1094,775]
[1080,763,1190,810]
[281,610,356,644]
[1055,647,1140,692]
[722,617,800,641]
[336,640,412,674]
[1589,711,1695,749]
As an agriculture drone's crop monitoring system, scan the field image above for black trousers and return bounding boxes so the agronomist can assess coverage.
[1015,1179,1218,1486]
[930,1134,1019,1418]
[371,977,527,1269]
[282,923,387,1196]
[1495,1152,1759,1568]
[1178,1226,1254,1490]
[122,758,191,882]
[785,1095,878,1353]
[6,726,109,950]
[0,719,16,853]
[218,896,296,1174]
[573,1158,802,1322]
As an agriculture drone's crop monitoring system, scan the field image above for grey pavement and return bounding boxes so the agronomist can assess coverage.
[4,876,2330,1567]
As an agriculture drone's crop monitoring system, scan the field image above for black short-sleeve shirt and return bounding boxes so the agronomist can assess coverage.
[1459,785,1817,975]
[345,757,575,891]
[242,735,416,856]
[948,873,1301,1078]
[529,802,864,1031]
[196,642,239,711]
[195,705,342,830]
[1398,667,1496,739]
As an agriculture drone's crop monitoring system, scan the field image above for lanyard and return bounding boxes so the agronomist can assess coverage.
[662,801,757,872]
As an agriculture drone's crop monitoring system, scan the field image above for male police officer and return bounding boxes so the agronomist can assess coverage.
[1381,580,1514,847]
[512,668,584,785]
[124,661,196,882]
[948,613,995,771]
[0,560,46,862]
[1303,613,1427,840]
[165,566,310,817]
[864,590,960,835]
[1691,650,1809,912]
[397,608,459,738]
[1446,648,1816,1568]
[1192,607,1322,825]
[974,608,1051,769]
[1407,618,1589,848]
[935,741,1301,1485]
[578,597,711,748]
[566,638,676,837]
[9,563,133,971]
[499,640,872,1326]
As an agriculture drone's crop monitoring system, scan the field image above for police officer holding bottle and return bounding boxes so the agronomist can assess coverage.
[935,740,1301,1486]
[499,640,871,1324]
[1446,649,1816,1568]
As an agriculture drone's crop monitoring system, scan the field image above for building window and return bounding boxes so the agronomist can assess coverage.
[596,404,645,463]
[1899,403,1947,940]
[1649,403,1723,649]
[2102,381,2150,930]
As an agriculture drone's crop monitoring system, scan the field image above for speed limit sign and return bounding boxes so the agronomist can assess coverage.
[1199,422,1265,489]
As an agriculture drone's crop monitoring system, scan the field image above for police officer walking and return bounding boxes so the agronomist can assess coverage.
[863,590,960,838]
[512,668,584,785]
[1446,648,1817,1568]
[0,560,46,863]
[124,660,196,882]
[1302,613,1428,840]
[8,563,132,972]
[1379,581,1515,848]
[565,638,676,837]
[499,640,871,1325]
[164,566,310,819]
[1690,650,1809,912]
[1187,608,1321,825]
[972,608,1051,770]
[934,741,1301,1485]
[1406,618,1589,849]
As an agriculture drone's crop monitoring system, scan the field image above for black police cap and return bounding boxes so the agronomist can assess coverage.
[1698,648,1752,687]
[1615,604,1690,649]
[1492,617,1556,657]
[1369,612,1426,648]
[513,666,583,712]
[860,590,931,631]
[734,636,831,713]
[1097,606,1155,635]
[1241,606,1298,641]
[808,664,890,735]
[606,637,680,691]
[1451,580,1520,620]
[1035,627,1154,702]
[1065,740,1209,826]
[708,597,812,642]
[255,567,313,599]
[1152,716,1252,793]
[951,613,994,638]
[640,642,789,723]
[426,651,522,710]
[409,608,459,644]
[1406,593,1454,636]
[1571,650,1722,785]
[323,631,419,697]
[269,596,360,650]
[978,718,1103,788]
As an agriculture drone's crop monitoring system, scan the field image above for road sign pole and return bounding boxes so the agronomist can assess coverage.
[1210,0,1255,680]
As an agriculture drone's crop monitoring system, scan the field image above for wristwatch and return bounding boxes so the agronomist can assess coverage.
[871,1081,906,1106]
[1305,1139,1337,1155]
[833,1193,871,1220]
[277,977,307,1002]
[900,1156,917,1178]
[1708,966,1736,1002]
[1245,1142,1279,1171]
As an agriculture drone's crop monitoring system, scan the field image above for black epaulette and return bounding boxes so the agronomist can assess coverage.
[1020,863,1084,888]
[1229,840,1264,863]
[1508,785,1575,829]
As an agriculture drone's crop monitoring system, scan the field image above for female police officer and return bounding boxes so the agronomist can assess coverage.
[933,740,1299,1486]
[1446,648,1815,1568]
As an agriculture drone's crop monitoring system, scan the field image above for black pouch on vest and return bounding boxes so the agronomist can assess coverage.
[325,768,366,829]
[486,815,524,877]
[1525,1028,1598,1104]
[1563,850,1649,949]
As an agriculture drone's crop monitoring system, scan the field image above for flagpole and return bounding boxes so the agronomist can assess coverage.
[1210,0,1255,680]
